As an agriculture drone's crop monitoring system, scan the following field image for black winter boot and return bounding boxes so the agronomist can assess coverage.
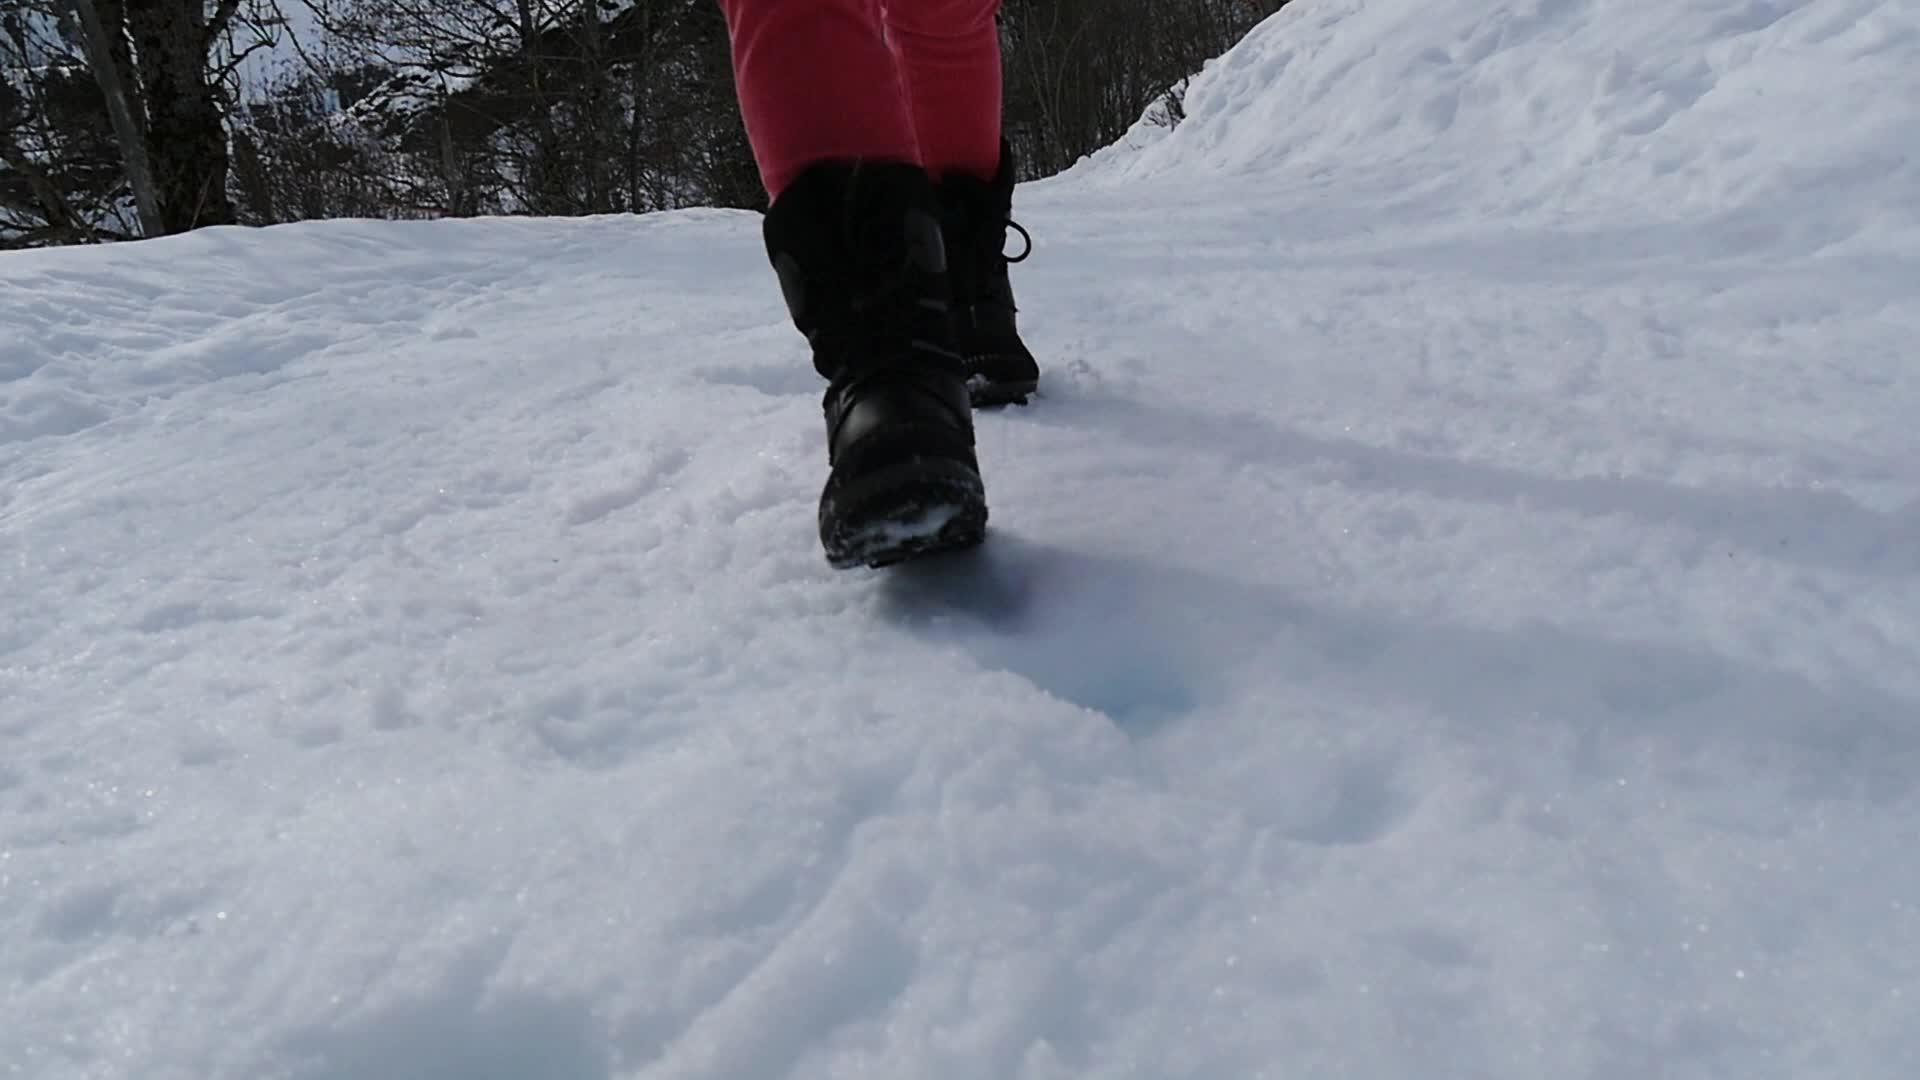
[763,160,989,569]
[937,140,1041,407]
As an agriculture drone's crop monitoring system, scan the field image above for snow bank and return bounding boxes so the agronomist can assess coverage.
[1077,0,1919,241]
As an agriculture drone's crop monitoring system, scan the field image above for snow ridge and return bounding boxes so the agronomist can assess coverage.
[1079,0,1920,236]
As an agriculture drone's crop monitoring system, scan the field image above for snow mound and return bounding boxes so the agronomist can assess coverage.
[1077,0,1919,240]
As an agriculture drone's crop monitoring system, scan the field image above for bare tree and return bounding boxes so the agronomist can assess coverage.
[125,0,240,229]
[1,0,138,244]
[9,0,262,238]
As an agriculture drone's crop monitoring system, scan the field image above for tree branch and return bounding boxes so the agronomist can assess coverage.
[212,34,279,82]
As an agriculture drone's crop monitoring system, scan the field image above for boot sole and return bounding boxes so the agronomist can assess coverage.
[821,458,989,570]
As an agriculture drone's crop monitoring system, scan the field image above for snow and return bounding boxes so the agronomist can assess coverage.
[4,0,1919,1076]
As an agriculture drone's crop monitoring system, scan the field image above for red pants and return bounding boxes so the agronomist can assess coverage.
[717,0,1004,199]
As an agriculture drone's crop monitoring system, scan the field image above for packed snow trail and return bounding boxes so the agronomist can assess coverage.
[5,0,1920,1077]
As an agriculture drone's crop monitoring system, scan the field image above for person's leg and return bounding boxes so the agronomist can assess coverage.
[884,0,1038,405]
[882,0,1004,181]
[716,0,989,567]
[718,0,920,198]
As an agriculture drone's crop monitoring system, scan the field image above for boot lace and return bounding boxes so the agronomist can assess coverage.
[1004,219,1032,264]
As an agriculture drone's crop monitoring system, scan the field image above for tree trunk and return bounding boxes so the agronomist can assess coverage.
[580,0,608,214]
[125,0,237,232]
[68,0,164,235]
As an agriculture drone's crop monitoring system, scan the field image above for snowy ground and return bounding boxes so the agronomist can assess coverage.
[4,0,1919,1077]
